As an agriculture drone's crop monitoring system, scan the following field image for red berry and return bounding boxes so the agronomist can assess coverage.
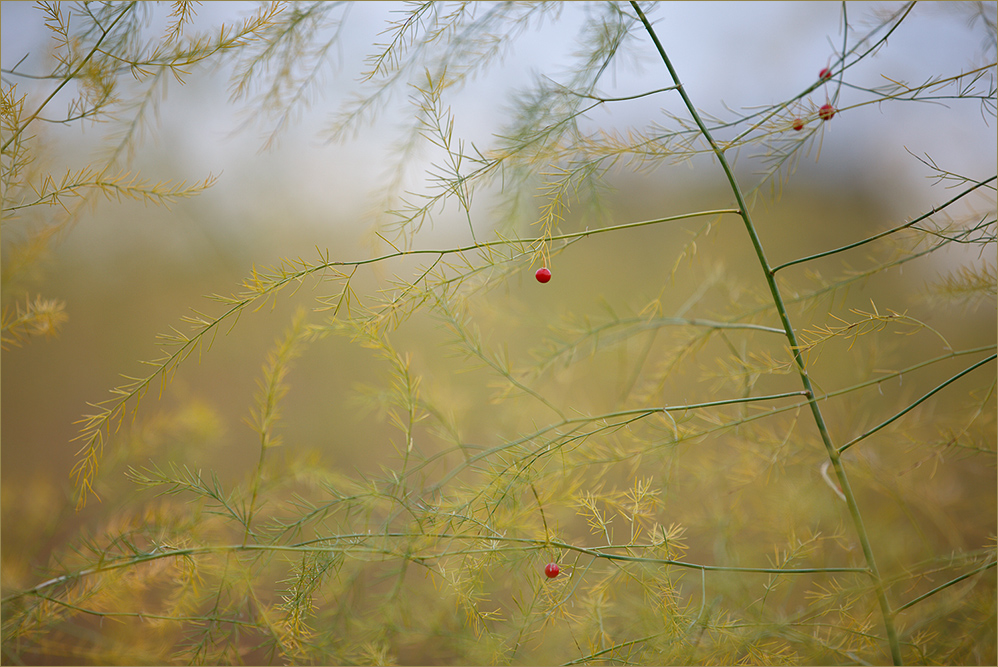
[818,104,836,121]
[544,562,560,578]
[792,118,804,131]
[535,267,552,283]
[819,67,832,80]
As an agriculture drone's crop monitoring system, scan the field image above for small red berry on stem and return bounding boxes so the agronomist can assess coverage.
[818,104,836,121]
[544,562,560,578]
[819,67,832,81]
[535,267,552,283]
[792,118,804,131]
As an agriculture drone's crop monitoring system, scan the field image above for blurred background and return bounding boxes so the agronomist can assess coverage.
[2,0,995,617]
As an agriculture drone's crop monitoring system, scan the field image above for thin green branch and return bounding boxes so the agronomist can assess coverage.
[772,176,997,273]
[562,634,659,665]
[3,532,871,605]
[21,591,260,628]
[838,354,997,453]
[415,390,809,500]
[894,559,997,613]
[1,3,132,153]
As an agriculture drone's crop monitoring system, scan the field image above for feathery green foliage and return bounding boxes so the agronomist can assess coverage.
[3,2,996,665]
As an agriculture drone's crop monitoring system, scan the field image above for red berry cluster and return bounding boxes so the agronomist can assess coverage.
[791,67,839,132]
[818,68,836,121]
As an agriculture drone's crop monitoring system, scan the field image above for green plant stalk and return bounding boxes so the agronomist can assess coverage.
[629,3,903,663]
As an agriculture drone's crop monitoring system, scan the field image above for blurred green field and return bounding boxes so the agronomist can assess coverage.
[3,171,994,663]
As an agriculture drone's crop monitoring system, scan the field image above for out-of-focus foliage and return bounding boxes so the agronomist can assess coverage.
[2,2,995,665]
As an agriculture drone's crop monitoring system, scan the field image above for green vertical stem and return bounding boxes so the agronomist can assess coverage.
[629,3,902,664]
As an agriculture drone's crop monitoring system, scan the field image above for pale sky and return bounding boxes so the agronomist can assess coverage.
[2,1,994,249]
